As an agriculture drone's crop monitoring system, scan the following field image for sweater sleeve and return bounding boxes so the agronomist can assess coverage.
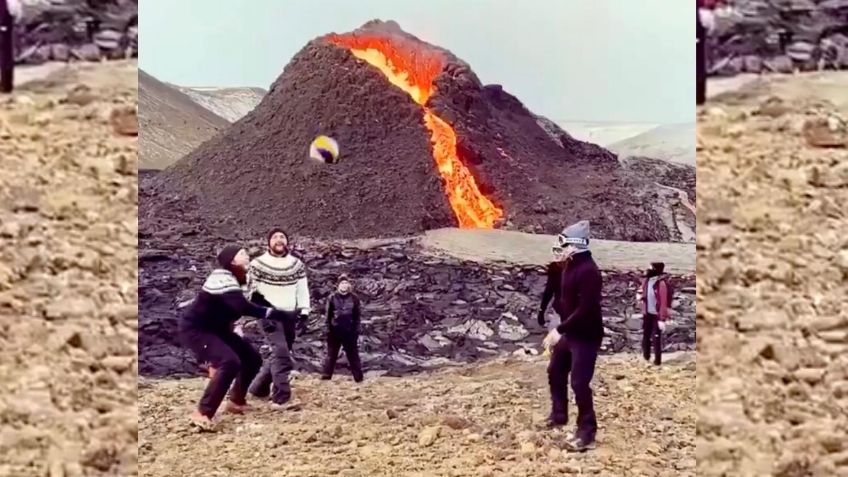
[221,290,269,320]
[326,298,335,328]
[556,267,602,335]
[540,263,557,312]
[246,260,258,297]
[296,267,311,314]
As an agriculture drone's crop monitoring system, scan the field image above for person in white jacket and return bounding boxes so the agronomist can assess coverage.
[246,228,311,406]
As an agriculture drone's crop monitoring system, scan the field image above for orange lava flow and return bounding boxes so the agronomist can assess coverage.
[328,34,503,228]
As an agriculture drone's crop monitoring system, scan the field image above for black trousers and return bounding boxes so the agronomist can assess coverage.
[248,317,294,404]
[0,1,13,94]
[642,313,663,365]
[181,327,262,418]
[321,328,363,382]
[547,337,600,443]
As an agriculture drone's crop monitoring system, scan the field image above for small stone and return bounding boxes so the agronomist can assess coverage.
[110,106,138,136]
[442,415,471,430]
[418,426,440,447]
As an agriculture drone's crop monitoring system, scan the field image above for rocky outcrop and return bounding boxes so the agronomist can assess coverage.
[708,0,848,76]
[138,173,696,378]
[11,0,137,65]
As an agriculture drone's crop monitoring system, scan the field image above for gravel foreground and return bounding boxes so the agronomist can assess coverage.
[0,62,138,476]
[697,72,848,476]
[139,353,695,477]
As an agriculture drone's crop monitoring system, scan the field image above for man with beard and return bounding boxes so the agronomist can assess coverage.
[246,228,311,406]
[541,220,604,452]
[179,245,281,429]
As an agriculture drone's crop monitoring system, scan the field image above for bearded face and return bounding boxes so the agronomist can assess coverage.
[269,232,289,256]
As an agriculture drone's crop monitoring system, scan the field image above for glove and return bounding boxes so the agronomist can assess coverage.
[658,321,667,332]
[537,310,546,327]
[234,324,245,337]
[542,328,562,351]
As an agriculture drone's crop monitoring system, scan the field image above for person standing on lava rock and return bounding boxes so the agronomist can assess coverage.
[0,0,21,93]
[541,220,604,452]
[697,0,720,105]
[640,262,671,366]
[179,245,279,429]
[321,274,364,382]
[245,228,311,406]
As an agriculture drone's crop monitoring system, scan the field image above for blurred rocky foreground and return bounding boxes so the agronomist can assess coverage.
[697,71,848,476]
[0,61,137,476]
[139,352,695,477]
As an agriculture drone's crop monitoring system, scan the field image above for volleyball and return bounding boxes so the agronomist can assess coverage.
[309,135,340,164]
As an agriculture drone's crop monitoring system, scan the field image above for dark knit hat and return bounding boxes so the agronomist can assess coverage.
[650,262,665,274]
[338,273,351,284]
[267,228,288,245]
[217,245,241,268]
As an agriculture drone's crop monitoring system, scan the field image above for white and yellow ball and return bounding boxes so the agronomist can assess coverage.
[309,135,340,164]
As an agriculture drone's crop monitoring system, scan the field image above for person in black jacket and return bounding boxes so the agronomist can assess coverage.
[179,244,280,429]
[541,221,604,452]
[320,274,363,382]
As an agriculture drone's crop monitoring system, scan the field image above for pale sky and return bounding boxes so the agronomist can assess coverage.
[140,0,694,124]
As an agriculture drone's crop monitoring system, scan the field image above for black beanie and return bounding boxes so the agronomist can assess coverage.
[217,245,241,268]
[267,228,288,246]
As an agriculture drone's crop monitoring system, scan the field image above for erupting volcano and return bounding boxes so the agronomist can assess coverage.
[152,20,673,242]
[328,34,502,228]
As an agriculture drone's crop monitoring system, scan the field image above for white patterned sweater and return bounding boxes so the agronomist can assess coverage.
[246,252,311,314]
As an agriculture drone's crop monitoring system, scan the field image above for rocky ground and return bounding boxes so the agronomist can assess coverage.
[697,71,848,476]
[0,61,138,476]
[139,352,696,477]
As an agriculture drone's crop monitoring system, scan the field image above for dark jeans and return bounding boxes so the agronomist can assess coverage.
[248,317,294,404]
[547,337,600,443]
[181,327,262,418]
[696,22,706,104]
[0,7,13,94]
[642,313,662,365]
[322,328,363,382]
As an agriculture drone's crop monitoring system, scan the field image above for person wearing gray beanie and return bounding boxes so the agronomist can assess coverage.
[540,220,604,452]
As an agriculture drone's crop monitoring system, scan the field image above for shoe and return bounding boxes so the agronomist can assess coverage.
[539,417,567,430]
[564,436,596,452]
[320,375,332,380]
[189,411,215,431]
[224,401,254,414]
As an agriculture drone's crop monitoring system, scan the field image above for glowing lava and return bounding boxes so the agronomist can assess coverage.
[328,34,503,228]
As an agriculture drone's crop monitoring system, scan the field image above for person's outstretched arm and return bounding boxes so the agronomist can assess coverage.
[538,263,557,325]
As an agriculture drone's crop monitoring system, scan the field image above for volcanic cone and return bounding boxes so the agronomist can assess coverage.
[153,20,670,241]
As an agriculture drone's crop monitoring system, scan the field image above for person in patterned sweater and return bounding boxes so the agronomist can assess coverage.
[246,228,311,406]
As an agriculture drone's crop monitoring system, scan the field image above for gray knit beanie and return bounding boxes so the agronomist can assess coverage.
[557,220,590,249]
